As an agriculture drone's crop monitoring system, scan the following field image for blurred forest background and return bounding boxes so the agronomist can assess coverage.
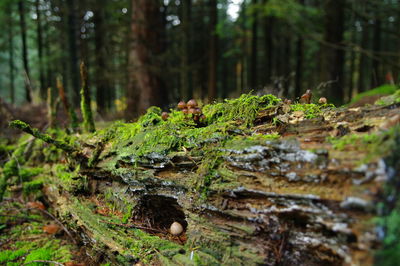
[0,0,399,119]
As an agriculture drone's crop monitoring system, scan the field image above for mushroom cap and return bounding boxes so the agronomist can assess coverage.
[318,97,327,104]
[188,108,196,114]
[193,108,202,115]
[187,99,198,108]
[177,101,187,109]
[161,112,169,120]
[170,221,184,236]
[182,108,188,115]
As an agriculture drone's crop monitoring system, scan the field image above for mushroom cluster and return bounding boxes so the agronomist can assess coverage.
[177,99,206,123]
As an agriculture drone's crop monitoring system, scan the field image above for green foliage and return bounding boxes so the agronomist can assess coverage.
[349,85,398,106]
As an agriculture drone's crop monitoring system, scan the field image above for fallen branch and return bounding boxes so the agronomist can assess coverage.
[9,120,76,154]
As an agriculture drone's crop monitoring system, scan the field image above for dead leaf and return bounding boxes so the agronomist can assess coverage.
[43,224,60,234]
[26,201,46,210]
[64,262,86,266]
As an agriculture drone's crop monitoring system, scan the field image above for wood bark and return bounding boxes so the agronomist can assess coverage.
[127,0,168,116]
[18,1,32,103]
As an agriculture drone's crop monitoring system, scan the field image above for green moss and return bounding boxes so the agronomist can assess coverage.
[376,89,400,106]
[375,129,400,265]
[203,93,281,127]
[53,164,86,193]
[329,126,398,163]
[349,84,398,106]
[23,177,44,196]
[0,141,28,201]
[290,103,334,119]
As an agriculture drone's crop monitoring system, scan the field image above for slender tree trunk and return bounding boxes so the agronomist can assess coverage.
[263,0,273,85]
[7,5,15,104]
[66,0,80,106]
[208,0,218,102]
[250,0,258,89]
[294,0,304,98]
[36,0,46,99]
[358,20,369,93]
[180,0,192,100]
[18,1,32,103]
[295,37,304,98]
[43,0,53,89]
[94,1,110,115]
[371,17,382,88]
[126,0,168,116]
[319,0,345,105]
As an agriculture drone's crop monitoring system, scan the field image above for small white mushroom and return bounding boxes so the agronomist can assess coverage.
[170,221,184,236]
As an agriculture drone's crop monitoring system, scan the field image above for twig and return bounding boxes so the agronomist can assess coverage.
[37,208,77,244]
[23,260,64,266]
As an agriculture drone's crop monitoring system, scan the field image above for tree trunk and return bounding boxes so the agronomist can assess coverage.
[358,20,370,93]
[12,98,400,265]
[94,1,111,115]
[66,0,80,106]
[18,0,32,103]
[263,1,273,86]
[319,0,345,105]
[7,5,15,104]
[36,0,46,99]
[180,0,192,100]
[127,0,168,116]
[208,0,218,102]
[294,0,304,99]
[371,17,382,88]
[250,0,258,89]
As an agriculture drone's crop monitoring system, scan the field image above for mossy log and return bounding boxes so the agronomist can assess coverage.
[9,95,400,265]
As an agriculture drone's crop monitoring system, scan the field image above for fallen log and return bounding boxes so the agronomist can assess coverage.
[7,94,400,265]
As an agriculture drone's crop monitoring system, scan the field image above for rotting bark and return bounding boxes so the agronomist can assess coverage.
[7,94,400,265]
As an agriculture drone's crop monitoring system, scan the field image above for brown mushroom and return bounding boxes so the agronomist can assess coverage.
[161,112,169,121]
[177,101,187,110]
[187,99,198,108]
[318,97,327,104]
[300,89,312,104]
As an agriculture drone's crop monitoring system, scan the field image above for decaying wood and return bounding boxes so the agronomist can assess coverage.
[13,103,400,265]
